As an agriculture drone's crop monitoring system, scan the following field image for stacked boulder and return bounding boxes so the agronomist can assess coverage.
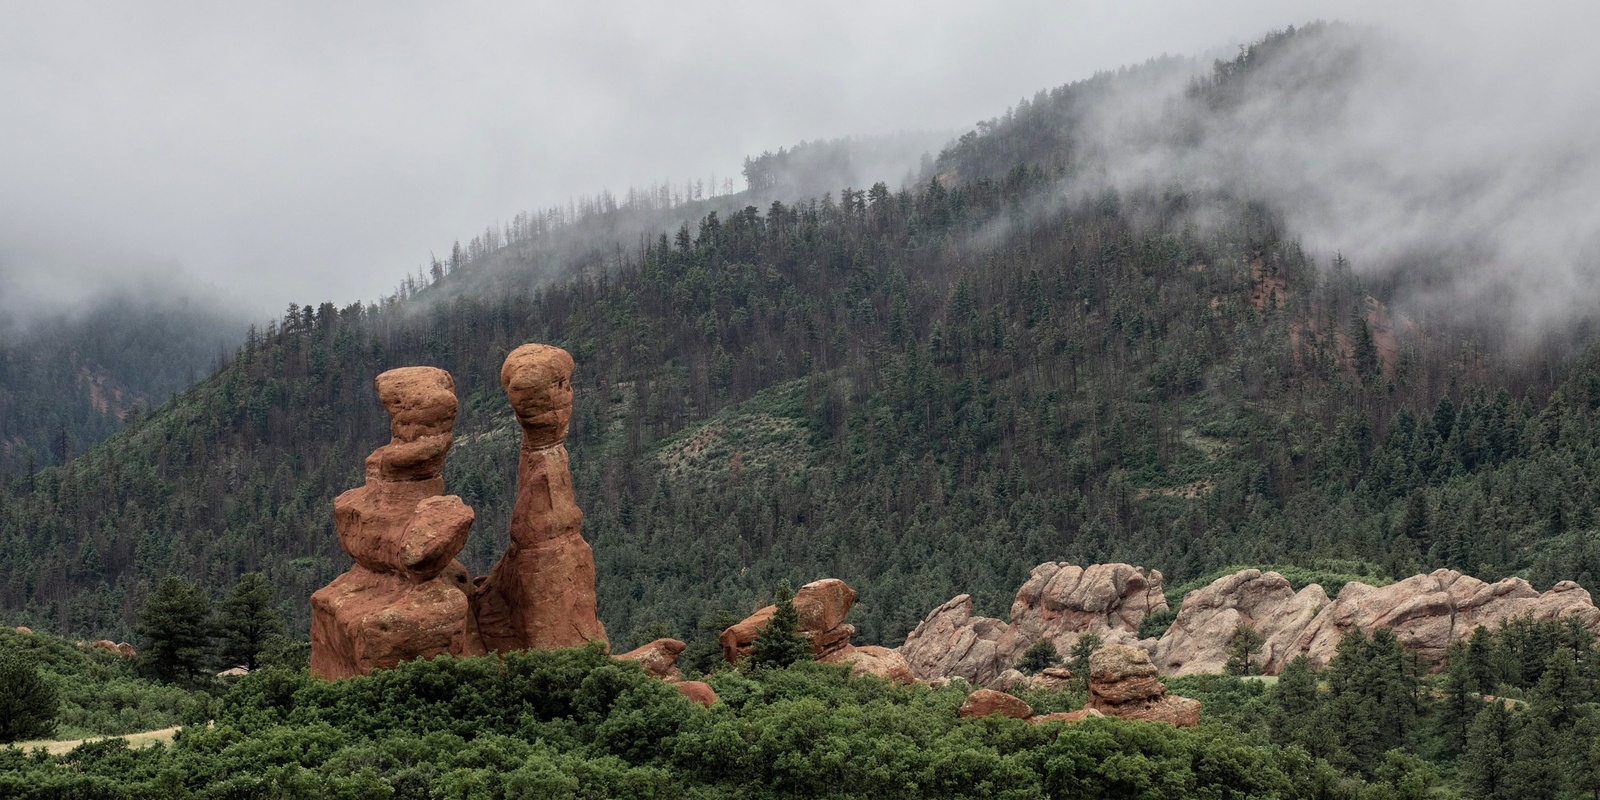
[1086,644,1199,725]
[310,347,657,686]
[309,367,484,679]
[471,344,608,652]
[719,578,914,683]
[900,562,1167,685]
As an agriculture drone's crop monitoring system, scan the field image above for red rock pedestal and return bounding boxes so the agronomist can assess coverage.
[311,367,483,680]
[1086,644,1200,727]
[472,344,608,652]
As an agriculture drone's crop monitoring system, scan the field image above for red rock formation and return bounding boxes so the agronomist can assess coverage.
[1087,644,1199,727]
[618,638,687,681]
[1154,569,1327,676]
[720,579,858,663]
[959,688,1034,720]
[310,367,483,680]
[820,644,915,684]
[1153,568,1600,675]
[676,680,717,707]
[472,345,608,652]
[898,595,1008,684]
[15,626,31,634]
[1288,570,1600,671]
[899,563,1166,685]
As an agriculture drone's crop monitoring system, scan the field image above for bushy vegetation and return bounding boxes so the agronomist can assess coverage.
[0,644,1424,799]
[0,629,211,741]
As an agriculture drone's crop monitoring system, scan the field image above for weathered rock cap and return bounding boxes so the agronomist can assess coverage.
[1087,644,1200,726]
[502,344,575,448]
[1089,643,1161,704]
[369,367,458,481]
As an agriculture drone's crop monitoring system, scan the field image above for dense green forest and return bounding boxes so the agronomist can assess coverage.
[6,616,1600,798]
[4,24,1600,656]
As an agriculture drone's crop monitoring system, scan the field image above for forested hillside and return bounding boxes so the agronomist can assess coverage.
[3,23,1599,665]
[0,294,243,474]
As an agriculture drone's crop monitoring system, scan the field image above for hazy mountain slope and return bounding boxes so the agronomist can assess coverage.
[0,294,244,474]
[5,24,1600,656]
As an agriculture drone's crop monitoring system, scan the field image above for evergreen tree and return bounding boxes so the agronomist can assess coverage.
[1462,701,1518,800]
[747,581,811,670]
[1268,655,1319,748]
[1016,639,1061,675]
[1531,647,1588,732]
[1068,632,1102,681]
[219,572,283,672]
[136,576,214,683]
[1438,640,1477,756]
[0,651,57,743]
[1225,625,1265,676]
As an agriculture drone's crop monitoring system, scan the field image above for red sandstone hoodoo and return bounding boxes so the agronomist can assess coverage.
[310,345,609,680]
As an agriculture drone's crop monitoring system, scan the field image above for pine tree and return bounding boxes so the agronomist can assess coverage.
[1268,655,1318,748]
[1225,625,1265,676]
[1439,641,1477,756]
[747,581,812,670]
[1068,632,1102,679]
[137,576,214,683]
[0,652,57,743]
[1462,701,1518,800]
[1016,639,1061,675]
[219,572,283,672]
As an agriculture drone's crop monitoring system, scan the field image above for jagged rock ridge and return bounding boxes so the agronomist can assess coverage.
[899,562,1600,682]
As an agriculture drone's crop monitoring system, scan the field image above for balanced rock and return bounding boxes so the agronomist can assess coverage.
[618,638,687,682]
[959,688,1033,720]
[472,345,608,652]
[1087,644,1199,726]
[311,367,483,680]
[720,579,858,663]
[1153,570,1327,676]
[899,563,1166,685]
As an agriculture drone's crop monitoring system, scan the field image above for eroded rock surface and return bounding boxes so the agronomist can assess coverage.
[1288,570,1600,671]
[899,563,1166,685]
[1155,568,1600,675]
[820,644,915,684]
[1087,644,1199,726]
[311,367,483,680]
[959,688,1034,720]
[720,579,859,663]
[618,638,687,682]
[1154,570,1328,676]
[906,562,1600,681]
[472,345,608,652]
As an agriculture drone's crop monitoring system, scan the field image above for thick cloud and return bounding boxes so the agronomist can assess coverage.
[1,2,1594,326]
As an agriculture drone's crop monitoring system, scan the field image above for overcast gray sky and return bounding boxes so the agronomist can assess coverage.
[0,1,1589,319]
